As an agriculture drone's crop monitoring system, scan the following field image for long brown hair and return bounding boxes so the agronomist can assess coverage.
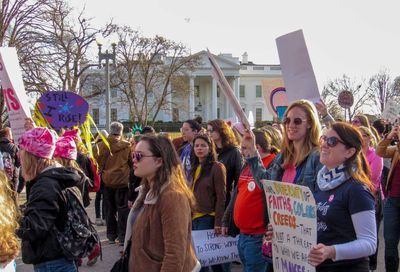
[207,119,239,149]
[331,122,374,192]
[134,135,196,211]
[281,100,321,167]
[20,150,56,181]
[190,133,217,182]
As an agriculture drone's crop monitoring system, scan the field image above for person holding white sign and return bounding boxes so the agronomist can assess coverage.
[266,122,376,271]
[242,99,323,191]
[190,133,226,272]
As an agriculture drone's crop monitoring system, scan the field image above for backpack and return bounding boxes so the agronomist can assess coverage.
[54,186,101,259]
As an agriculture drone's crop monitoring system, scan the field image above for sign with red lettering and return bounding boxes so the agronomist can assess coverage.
[0,48,32,142]
[262,180,317,272]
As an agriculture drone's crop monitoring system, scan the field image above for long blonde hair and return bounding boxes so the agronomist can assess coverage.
[20,150,55,181]
[0,171,20,264]
[281,100,321,167]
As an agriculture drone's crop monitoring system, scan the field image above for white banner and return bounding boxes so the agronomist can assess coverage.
[276,30,321,104]
[192,229,240,266]
[0,48,32,142]
[262,180,317,272]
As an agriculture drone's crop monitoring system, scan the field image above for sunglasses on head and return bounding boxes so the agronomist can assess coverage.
[283,117,307,126]
[132,151,155,162]
[320,135,346,148]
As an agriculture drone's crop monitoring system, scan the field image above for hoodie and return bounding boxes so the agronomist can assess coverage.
[18,166,82,265]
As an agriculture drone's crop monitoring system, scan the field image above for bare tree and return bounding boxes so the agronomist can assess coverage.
[111,26,199,125]
[368,69,400,113]
[322,75,374,121]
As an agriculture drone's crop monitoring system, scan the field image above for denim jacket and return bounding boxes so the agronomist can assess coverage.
[246,149,322,193]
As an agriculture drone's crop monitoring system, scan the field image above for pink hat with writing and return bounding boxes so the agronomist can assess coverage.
[18,127,56,159]
[54,136,77,160]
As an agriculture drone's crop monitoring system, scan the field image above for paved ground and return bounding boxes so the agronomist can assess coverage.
[16,193,386,272]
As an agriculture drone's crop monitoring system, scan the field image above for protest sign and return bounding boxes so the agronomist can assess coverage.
[382,100,400,123]
[276,30,320,103]
[192,229,240,266]
[207,49,250,130]
[262,180,317,272]
[37,91,89,129]
[0,48,32,142]
[262,78,288,118]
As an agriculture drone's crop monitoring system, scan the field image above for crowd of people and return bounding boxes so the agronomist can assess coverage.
[0,98,400,272]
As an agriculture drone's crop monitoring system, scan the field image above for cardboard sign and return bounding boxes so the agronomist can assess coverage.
[0,48,32,142]
[262,180,317,272]
[262,79,288,118]
[207,49,251,130]
[276,30,320,103]
[37,91,89,129]
[192,229,240,266]
[382,100,400,123]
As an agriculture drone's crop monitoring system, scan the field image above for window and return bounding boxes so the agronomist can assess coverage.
[256,108,262,122]
[240,85,245,98]
[270,66,282,71]
[111,108,118,122]
[195,86,200,97]
[217,86,220,98]
[111,90,117,98]
[172,108,179,122]
[92,108,99,125]
[256,85,262,98]
[217,108,220,119]
[253,66,264,71]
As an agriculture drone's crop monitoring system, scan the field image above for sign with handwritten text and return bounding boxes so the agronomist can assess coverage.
[262,180,317,272]
[37,91,89,129]
[0,48,32,142]
[192,229,240,266]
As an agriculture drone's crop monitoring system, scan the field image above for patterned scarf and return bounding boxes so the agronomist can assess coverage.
[317,164,349,191]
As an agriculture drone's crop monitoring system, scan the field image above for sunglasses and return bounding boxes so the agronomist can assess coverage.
[320,135,346,148]
[132,151,155,162]
[283,117,307,126]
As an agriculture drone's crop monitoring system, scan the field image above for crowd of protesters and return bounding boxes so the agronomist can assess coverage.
[1,98,400,272]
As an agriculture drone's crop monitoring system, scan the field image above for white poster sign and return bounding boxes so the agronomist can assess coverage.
[276,30,321,103]
[192,229,240,266]
[262,180,317,272]
[382,100,400,123]
[0,48,32,142]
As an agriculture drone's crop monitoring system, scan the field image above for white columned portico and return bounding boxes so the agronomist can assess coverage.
[211,78,218,119]
[189,76,195,119]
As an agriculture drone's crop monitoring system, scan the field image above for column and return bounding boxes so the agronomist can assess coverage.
[211,78,218,119]
[166,83,172,121]
[234,76,240,102]
[189,76,195,119]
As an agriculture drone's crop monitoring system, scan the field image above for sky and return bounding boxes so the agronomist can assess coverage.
[70,0,400,88]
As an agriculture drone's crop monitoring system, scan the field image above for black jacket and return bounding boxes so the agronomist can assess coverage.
[0,137,20,190]
[217,145,243,206]
[18,166,82,265]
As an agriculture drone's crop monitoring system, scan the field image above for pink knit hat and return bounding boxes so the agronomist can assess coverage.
[54,136,77,160]
[63,129,82,142]
[18,127,56,159]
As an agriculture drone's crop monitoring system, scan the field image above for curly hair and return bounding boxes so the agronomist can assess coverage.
[0,170,20,265]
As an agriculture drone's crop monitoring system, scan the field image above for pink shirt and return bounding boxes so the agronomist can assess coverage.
[282,164,296,183]
[366,147,383,196]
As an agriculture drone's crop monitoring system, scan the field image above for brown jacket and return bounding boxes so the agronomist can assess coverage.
[376,138,400,192]
[192,161,226,226]
[95,135,131,188]
[130,183,197,272]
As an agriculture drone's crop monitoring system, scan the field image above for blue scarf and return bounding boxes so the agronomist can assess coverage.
[317,164,350,191]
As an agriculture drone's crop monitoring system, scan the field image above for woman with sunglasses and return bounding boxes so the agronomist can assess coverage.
[242,99,323,191]
[352,114,381,143]
[190,133,226,272]
[264,123,376,271]
[129,135,200,271]
[358,126,383,271]
[207,119,243,206]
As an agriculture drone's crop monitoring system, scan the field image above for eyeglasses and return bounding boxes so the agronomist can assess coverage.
[132,151,156,162]
[283,117,308,126]
[320,135,346,148]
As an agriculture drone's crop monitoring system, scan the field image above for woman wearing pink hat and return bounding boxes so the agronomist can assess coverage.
[17,127,82,271]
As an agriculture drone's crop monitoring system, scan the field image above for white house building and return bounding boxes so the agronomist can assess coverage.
[81,51,283,127]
